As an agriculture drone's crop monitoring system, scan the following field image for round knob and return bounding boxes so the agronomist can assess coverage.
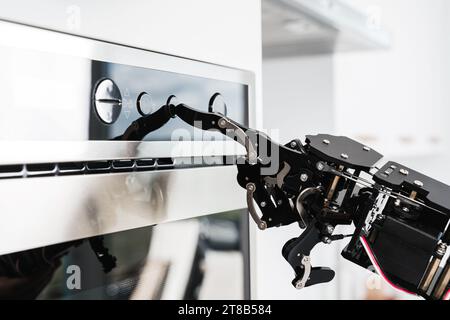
[208,93,227,115]
[166,95,179,107]
[94,79,122,124]
[137,92,157,116]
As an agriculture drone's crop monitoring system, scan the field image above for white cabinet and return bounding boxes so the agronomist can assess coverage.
[334,0,450,158]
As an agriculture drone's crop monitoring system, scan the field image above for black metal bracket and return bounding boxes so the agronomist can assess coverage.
[282,220,335,289]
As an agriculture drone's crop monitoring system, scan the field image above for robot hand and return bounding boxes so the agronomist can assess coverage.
[118,102,450,300]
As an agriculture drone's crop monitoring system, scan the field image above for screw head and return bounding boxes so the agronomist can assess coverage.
[290,141,297,148]
[300,173,309,182]
[277,200,283,206]
[341,153,349,160]
[402,207,410,213]
[326,225,334,234]
[295,282,305,290]
[258,221,267,230]
[394,199,401,207]
[363,146,371,152]
[323,139,330,145]
[218,119,227,128]
[260,201,267,208]
[414,180,424,188]
[322,237,332,244]
[316,162,325,171]
[400,169,409,176]
[246,183,255,191]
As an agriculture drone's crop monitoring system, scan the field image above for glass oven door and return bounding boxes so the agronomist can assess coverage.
[0,210,250,300]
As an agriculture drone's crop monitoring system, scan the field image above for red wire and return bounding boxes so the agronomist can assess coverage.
[360,236,416,296]
[444,289,450,301]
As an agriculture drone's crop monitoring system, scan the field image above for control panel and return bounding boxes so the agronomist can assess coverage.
[0,43,251,178]
[89,60,249,142]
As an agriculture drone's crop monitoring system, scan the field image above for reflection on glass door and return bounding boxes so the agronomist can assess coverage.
[0,210,249,300]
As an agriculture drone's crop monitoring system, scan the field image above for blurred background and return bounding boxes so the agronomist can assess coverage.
[259,0,450,300]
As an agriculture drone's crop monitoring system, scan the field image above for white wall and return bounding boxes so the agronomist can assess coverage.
[262,56,335,141]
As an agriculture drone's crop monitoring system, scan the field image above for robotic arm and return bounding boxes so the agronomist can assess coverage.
[118,102,450,301]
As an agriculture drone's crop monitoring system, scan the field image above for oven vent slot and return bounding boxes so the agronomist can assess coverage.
[0,156,233,180]
[26,163,57,177]
[112,160,135,170]
[0,157,185,180]
[59,162,86,175]
[135,158,156,169]
[86,161,112,173]
[0,164,25,178]
[156,158,173,166]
